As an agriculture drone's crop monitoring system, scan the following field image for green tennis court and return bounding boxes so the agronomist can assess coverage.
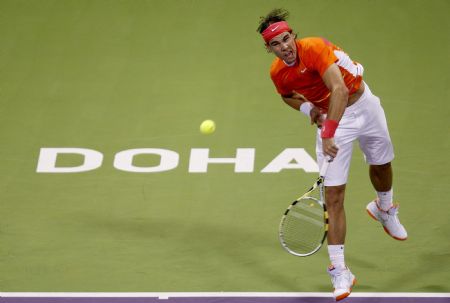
[0,0,449,296]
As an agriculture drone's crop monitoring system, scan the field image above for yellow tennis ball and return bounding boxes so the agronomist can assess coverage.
[200,119,216,134]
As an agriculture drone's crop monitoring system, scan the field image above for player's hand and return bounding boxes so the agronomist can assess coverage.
[310,107,324,128]
[322,138,339,158]
[289,91,324,127]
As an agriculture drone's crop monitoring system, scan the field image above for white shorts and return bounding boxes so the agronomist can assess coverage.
[316,82,394,186]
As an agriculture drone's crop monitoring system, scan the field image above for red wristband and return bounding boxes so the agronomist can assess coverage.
[321,119,339,138]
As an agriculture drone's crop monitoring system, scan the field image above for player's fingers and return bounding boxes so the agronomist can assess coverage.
[310,113,316,125]
[324,144,339,158]
[325,150,336,158]
[331,145,339,157]
[310,109,321,125]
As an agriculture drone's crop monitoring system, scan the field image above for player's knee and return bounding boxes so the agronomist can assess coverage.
[370,162,391,174]
[325,185,346,209]
[372,162,391,169]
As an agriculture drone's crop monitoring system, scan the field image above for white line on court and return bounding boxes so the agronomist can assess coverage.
[1,292,450,298]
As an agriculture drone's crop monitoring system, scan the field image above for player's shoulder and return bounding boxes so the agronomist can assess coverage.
[297,37,338,67]
[298,37,332,51]
[269,57,285,78]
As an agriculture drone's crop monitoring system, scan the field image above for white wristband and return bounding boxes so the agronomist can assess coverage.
[300,102,313,117]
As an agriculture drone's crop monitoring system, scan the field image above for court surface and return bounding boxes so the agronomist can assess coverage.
[0,0,449,300]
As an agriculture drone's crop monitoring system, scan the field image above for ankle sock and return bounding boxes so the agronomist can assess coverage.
[328,245,345,270]
[377,189,393,211]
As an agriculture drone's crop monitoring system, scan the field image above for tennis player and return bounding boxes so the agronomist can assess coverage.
[257,9,407,301]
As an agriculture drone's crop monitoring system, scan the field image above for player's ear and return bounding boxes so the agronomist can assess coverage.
[265,44,272,53]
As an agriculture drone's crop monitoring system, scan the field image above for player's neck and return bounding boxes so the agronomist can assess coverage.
[283,59,297,67]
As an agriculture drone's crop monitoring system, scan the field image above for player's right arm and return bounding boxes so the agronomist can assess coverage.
[281,92,304,110]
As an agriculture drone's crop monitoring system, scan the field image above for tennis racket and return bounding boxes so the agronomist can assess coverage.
[279,158,331,257]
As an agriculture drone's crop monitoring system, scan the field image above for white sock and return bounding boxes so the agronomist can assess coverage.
[377,189,393,211]
[328,245,345,270]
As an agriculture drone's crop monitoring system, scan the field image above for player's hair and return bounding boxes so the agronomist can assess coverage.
[256,8,290,34]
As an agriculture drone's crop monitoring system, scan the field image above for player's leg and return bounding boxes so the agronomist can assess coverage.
[316,137,354,260]
[370,162,392,192]
[366,163,406,240]
[357,84,407,240]
[316,134,356,301]
[325,184,346,246]
[370,162,394,210]
[323,183,356,301]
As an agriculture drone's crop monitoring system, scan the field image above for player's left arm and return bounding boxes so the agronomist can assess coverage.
[282,93,324,127]
[321,63,349,158]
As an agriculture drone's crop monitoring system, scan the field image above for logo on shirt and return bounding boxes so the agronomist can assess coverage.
[300,67,307,73]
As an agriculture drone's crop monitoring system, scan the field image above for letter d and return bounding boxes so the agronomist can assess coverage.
[36,148,103,173]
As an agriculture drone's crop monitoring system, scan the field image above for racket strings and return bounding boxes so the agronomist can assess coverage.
[281,198,325,254]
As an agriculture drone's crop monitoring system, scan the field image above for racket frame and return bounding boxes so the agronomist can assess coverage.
[278,159,331,257]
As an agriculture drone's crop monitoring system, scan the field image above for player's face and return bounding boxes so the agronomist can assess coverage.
[267,32,297,65]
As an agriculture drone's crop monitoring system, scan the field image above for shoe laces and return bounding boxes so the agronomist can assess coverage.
[376,201,400,222]
[376,205,400,227]
[333,271,351,289]
[387,204,399,215]
[387,206,401,224]
[328,267,351,289]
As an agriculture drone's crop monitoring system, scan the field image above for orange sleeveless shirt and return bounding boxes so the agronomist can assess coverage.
[270,37,364,110]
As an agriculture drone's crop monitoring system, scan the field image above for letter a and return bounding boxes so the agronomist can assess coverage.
[261,148,318,173]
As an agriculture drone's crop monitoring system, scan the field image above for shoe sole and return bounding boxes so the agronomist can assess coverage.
[335,278,357,301]
[366,209,407,241]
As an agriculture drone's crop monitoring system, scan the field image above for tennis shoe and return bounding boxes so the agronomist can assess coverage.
[366,199,407,240]
[327,265,356,301]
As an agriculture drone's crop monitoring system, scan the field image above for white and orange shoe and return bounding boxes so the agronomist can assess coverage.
[366,199,407,241]
[327,266,356,301]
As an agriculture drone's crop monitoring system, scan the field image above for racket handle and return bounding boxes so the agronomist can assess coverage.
[319,156,333,178]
